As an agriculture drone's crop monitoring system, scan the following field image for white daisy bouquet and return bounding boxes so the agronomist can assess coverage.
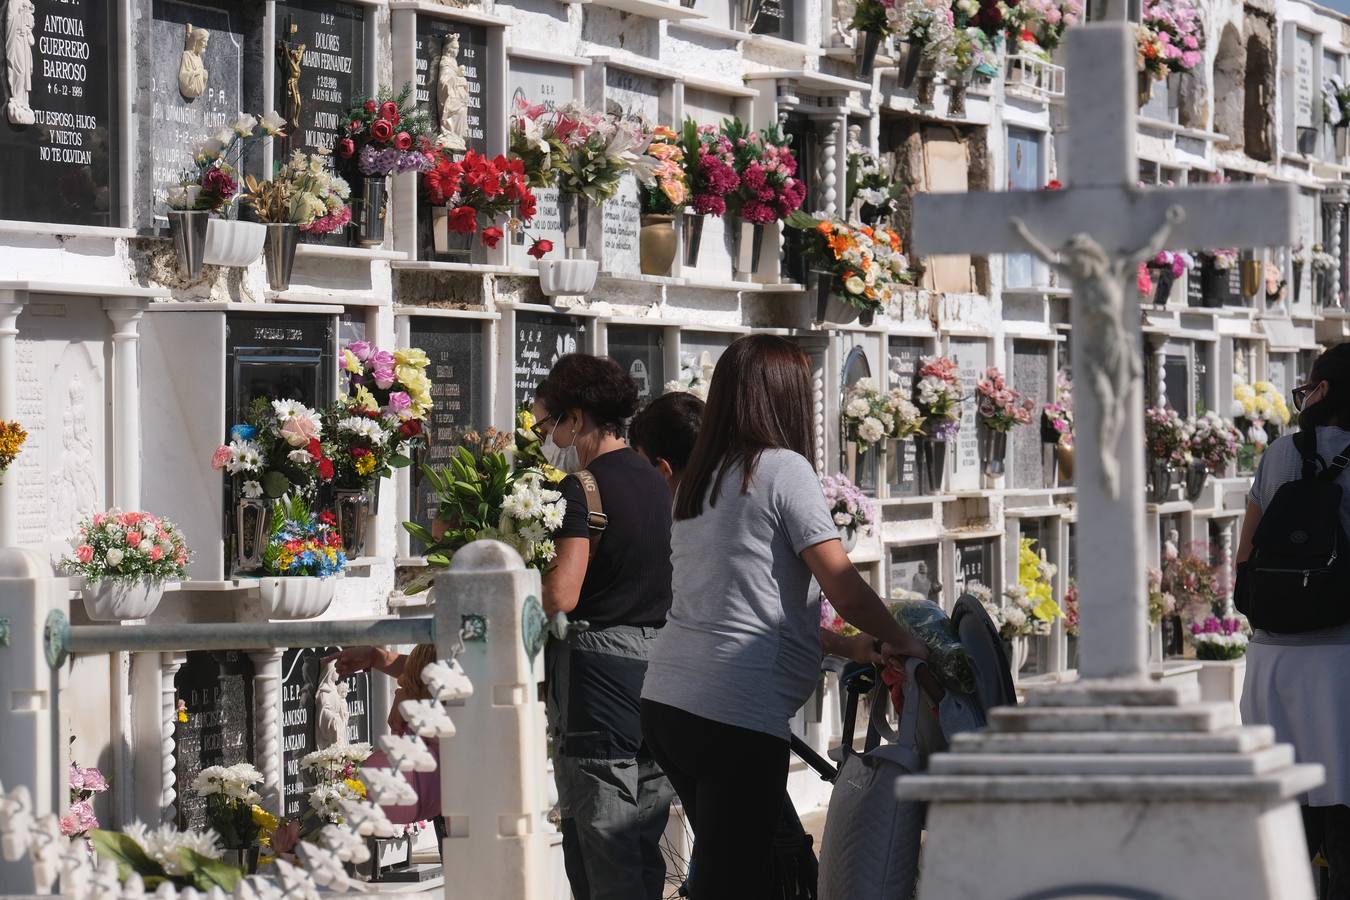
[191,763,264,850]
[91,822,233,888]
[843,377,924,450]
[209,397,332,500]
[302,742,372,824]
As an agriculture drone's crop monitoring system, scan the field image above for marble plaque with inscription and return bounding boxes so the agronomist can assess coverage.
[1295,30,1315,129]
[1010,343,1049,490]
[408,318,483,543]
[175,651,255,832]
[954,538,995,598]
[948,339,988,492]
[13,302,109,557]
[604,67,659,123]
[751,0,795,39]
[142,0,265,223]
[415,18,487,155]
[514,311,586,408]
[274,0,366,155]
[507,57,573,268]
[887,338,925,496]
[280,647,371,819]
[0,0,117,225]
[607,325,664,402]
[602,174,642,275]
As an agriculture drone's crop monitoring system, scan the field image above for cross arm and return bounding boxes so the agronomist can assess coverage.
[912,184,1296,258]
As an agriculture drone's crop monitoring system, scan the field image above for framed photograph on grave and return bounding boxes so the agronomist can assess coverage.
[948,338,989,492]
[506,52,580,269]
[607,325,665,403]
[280,647,371,819]
[0,0,120,227]
[140,0,266,224]
[273,0,370,158]
[174,651,256,831]
[890,544,941,604]
[750,0,797,40]
[513,311,588,408]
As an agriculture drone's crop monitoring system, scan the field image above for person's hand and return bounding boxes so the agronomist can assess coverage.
[388,687,409,735]
[323,646,380,678]
[837,633,887,667]
[878,637,929,671]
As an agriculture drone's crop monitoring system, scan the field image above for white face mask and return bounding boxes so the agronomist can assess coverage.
[541,419,582,473]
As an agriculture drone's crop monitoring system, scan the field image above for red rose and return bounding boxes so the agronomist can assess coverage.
[307,438,323,460]
[370,119,394,142]
[350,446,370,458]
[364,100,377,113]
[518,192,537,222]
[348,119,361,132]
[317,458,335,480]
[400,419,423,438]
[380,101,399,120]
[395,131,413,150]
[527,238,554,260]
[447,205,478,234]
[318,511,337,526]
[481,226,503,248]
[336,138,356,159]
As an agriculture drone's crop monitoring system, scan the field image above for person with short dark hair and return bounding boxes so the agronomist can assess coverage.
[629,391,705,491]
[531,353,675,900]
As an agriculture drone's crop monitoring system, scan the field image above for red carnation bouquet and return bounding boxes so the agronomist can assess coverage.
[336,84,434,178]
[678,119,740,217]
[722,119,806,226]
[422,148,554,258]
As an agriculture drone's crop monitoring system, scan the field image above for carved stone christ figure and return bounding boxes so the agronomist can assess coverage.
[178,24,210,100]
[436,33,470,151]
[4,0,36,125]
[314,660,350,749]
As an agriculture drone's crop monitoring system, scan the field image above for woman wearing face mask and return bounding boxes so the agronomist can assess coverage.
[1238,343,1350,898]
[529,353,676,900]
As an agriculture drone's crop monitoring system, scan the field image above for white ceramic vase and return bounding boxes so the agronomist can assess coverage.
[257,576,338,620]
[202,219,266,267]
[538,258,599,298]
[81,577,167,621]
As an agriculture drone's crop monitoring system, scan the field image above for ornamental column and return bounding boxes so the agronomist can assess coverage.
[1151,338,1167,409]
[819,117,842,218]
[103,298,147,510]
[248,650,284,817]
[0,293,26,547]
[160,651,186,825]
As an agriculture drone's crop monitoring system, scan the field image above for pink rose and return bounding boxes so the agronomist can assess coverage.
[80,766,108,792]
[175,551,187,565]
[68,763,85,791]
[387,392,412,416]
[211,446,233,470]
[125,531,142,546]
[92,513,106,527]
[76,545,94,564]
[150,546,164,562]
[280,416,320,448]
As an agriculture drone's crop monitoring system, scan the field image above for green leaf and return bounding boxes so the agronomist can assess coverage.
[261,471,290,498]
[388,454,412,468]
[786,210,822,231]
[182,849,243,893]
[425,552,451,567]
[90,830,168,881]
[403,522,436,544]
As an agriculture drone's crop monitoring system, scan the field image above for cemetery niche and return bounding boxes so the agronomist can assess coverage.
[274,0,367,157]
[514,310,586,408]
[174,650,256,832]
[281,646,371,819]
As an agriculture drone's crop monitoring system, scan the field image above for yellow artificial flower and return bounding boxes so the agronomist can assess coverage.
[353,385,380,412]
[518,409,537,432]
[344,777,367,799]
[355,454,377,476]
[341,349,364,377]
[177,709,188,724]
[251,805,279,833]
[0,420,26,470]
[394,347,430,370]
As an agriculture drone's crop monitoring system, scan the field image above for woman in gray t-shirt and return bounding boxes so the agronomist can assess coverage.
[1238,343,1350,893]
[641,335,929,899]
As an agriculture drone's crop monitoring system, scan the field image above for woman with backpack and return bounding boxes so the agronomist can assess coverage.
[641,335,930,899]
[1237,343,1350,898]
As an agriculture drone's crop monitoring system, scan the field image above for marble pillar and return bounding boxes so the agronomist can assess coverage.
[160,651,186,825]
[248,650,284,816]
[0,296,25,547]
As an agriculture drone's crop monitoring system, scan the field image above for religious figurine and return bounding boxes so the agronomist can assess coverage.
[831,0,855,45]
[3,0,36,126]
[435,33,470,151]
[279,36,306,131]
[47,373,100,544]
[1011,206,1184,500]
[178,24,210,101]
[314,660,350,749]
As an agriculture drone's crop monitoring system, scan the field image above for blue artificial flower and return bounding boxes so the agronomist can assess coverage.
[229,424,258,442]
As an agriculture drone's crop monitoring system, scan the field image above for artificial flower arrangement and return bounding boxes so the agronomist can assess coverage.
[1206,248,1239,270]
[641,125,689,216]
[191,764,264,852]
[975,367,1035,433]
[889,0,957,67]
[1189,615,1249,660]
[947,26,999,81]
[302,742,372,824]
[998,538,1062,638]
[1231,381,1290,449]
[0,418,25,484]
[1326,75,1350,128]
[722,119,807,225]
[509,96,563,189]
[262,496,348,579]
[851,0,898,42]
[1311,243,1339,274]
[62,760,109,840]
[535,101,654,205]
[1062,580,1078,637]
[210,399,332,500]
[1146,566,1174,626]
[1160,543,1221,626]
[240,150,352,235]
[677,120,741,218]
[846,140,897,225]
[1041,369,1073,447]
[327,341,432,491]
[1144,405,1189,466]
[60,511,191,584]
[843,377,924,448]
[336,85,434,178]
[664,351,715,401]
[90,823,239,892]
[1137,249,1194,300]
[166,112,286,214]
[1001,0,1081,53]
[1186,411,1241,475]
[422,148,551,256]
[913,355,964,441]
[792,215,914,316]
[821,473,876,535]
[1136,0,1203,82]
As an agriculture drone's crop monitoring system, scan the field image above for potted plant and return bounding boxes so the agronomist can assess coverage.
[1184,411,1240,501]
[1040,369,1074,484]
[191,764,265,873]
[1135,0,1202,108]
[820,473,876,552]
[639,126,689,276]
[850,0,895,79]
[975,367,1035,477]
[258,496,347,619]
[241,151,352,291]
[677,120,741,267]
[1144,405,1187,504]
[789,214,913,325]
[1189,615,1249,661]
[421,148,548,263]
[723,119,806,279]
[335,85,433,247]
[913,355,963,493]
[60,511,190,621]
[164,112,282,276]
[0,419,25,484]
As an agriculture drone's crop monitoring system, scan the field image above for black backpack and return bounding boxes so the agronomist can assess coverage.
[1235,427,1350,633]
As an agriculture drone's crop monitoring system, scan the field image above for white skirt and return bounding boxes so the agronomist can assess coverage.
[1241,637,1350,807]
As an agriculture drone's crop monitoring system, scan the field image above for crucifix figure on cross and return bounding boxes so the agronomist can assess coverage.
[912,21,1295,682]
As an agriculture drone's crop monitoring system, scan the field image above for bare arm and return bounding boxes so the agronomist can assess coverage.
[802,539,929,661]
[324,646,405,679]
[542,537,589,617]
[1235,499,1262,565]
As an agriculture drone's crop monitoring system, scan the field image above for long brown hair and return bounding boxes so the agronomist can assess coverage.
[673,335,816,521]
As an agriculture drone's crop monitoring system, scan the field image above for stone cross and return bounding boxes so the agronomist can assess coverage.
[911,23,1294,683]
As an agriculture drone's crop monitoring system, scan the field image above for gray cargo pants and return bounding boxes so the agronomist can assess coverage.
[545,624,674,900]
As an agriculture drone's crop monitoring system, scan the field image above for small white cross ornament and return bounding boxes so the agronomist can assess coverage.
[912,23,1295,682]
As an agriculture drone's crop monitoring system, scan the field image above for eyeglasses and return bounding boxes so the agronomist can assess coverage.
[530,414,556,441]
[1293,383,1319,412]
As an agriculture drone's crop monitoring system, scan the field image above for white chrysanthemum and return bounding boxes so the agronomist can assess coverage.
[857,417,885,444]
[226,439,263,475]
[519,522,547,544]
[193,766,225,797]
[1004,607,1028,629]
[514,491,541,519]
[337,416,389,445]
[845,397,870,419]
[288,449,313,466]
[541,503,565,531]
[242,480,263,499]
[126,822,222,876]
[271,399,311,421]
[310,784,343,820]
[535,539,557,562]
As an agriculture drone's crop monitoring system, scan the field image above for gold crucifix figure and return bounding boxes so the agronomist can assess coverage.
[279,22,306,132]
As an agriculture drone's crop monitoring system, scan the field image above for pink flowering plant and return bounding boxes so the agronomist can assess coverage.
[914,355,964,441]
[1041,369,1073,448]
[61,760,109,839]
[1189,615,1249,660]
[678,119,740,217]
[975,367,1036,433]
[1144,405,1188,465]
[1147,566,1175,625]
[722,119,807,225]
[59,511,191,585]
[1161,542,1222,625]
[820,473,877,534]
[513,101,656,204]
[1002,0,1082,53]
[1186,411,1241,474]
[1137,0,1203,81]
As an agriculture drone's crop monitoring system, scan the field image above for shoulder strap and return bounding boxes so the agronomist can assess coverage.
[1324,439,1350,482]
[573,469,607,559]
[1295,427,1323,480]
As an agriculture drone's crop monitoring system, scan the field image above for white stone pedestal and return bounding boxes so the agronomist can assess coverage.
[900,681,1322,900]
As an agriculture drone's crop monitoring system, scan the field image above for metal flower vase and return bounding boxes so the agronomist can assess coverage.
[357,176,388,247]
[916,436,947,494]
[1183,460,1208,502]
[812,270,862,325]
[740,0,766,30]
[895,40,922,88]
[235,495,271,574]
[263,223,299,291]
[558,192,590,252]
[1337,124,1350,158]
[224,848,260,875]
[684,213,705,266]
[978,424,1008,477]
[856,30,883,79]
[334,489,374,558]
[733,221,763,277]
[1147,460,1173,505]
[1294,264,1304,304]
[948,77,969,118]
[1149,265,1176,306]
[168,210,210,277]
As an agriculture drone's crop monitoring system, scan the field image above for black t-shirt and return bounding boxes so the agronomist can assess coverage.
[556,447,673,629]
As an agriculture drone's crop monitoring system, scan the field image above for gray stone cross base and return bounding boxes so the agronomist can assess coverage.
[898,680,1323,899]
